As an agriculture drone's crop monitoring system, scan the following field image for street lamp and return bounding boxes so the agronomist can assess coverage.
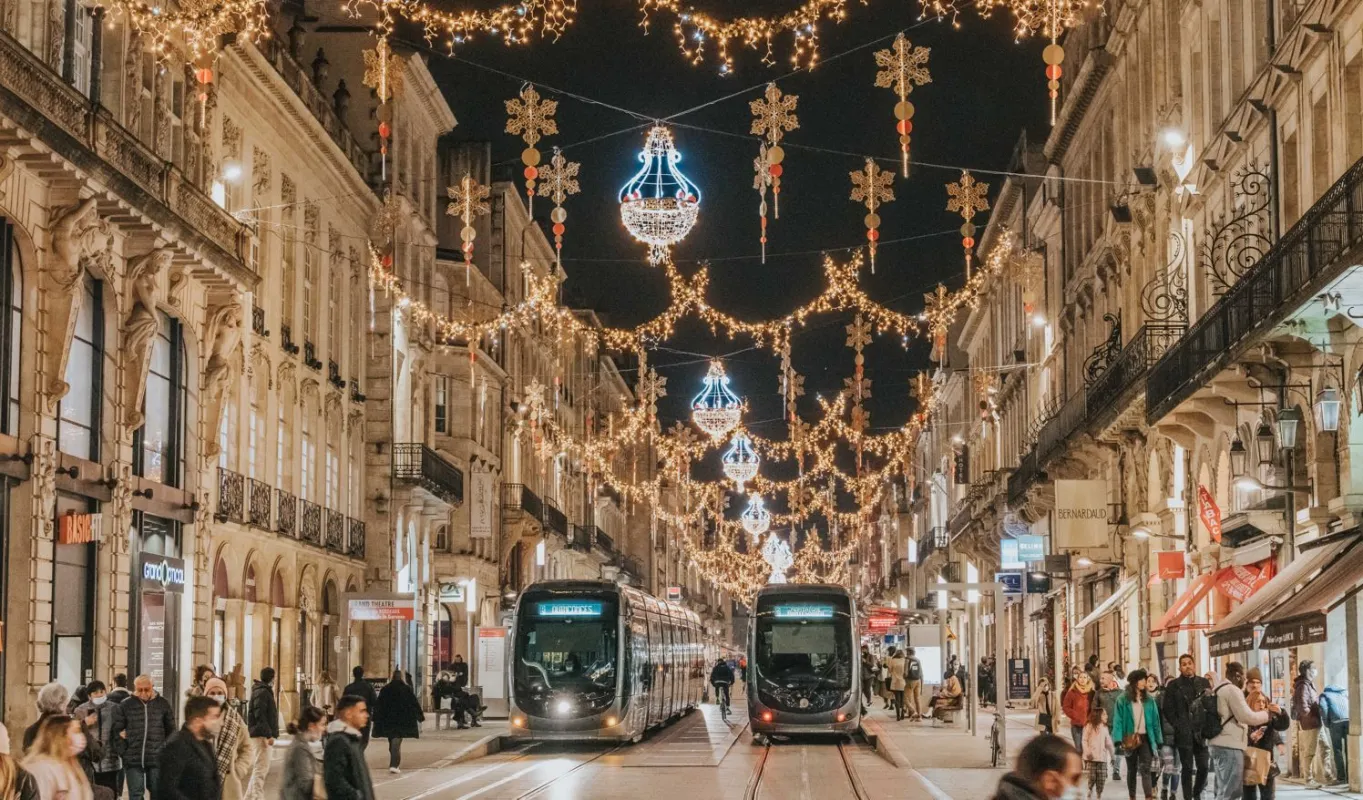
[1277,407,1302,449]
[1255,418,1276,466]
[1230,435,1248,476]
[1316,387,1342,433]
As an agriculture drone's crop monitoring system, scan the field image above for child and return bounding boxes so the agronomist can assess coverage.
[1083,706,1115,799]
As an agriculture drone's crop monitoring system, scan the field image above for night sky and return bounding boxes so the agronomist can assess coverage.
[418,1,1048,505]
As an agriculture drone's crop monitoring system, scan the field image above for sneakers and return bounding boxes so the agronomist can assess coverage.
[389,767,400,774]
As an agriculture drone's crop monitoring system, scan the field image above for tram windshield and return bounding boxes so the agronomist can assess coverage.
[753,599,853,690]
[514,593,618,713]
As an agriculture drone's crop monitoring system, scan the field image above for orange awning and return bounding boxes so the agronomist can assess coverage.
[1152,572,1217,635]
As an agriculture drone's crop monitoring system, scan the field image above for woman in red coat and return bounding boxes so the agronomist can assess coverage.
[1063,671,1097,752]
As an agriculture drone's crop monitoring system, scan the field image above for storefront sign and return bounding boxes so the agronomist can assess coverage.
[1000,539,1023,569]
[1016,535,1047,563]
[59,512,96,544]
[476,626,507,700]
[140,592,167,693]
[996,571,1024,595]
[1156,551,1186,581]
[1198,486,1222,543]
[666,586,682,602]
[470,471,494,539]
[1207,627,1258,657]
[866,613,899,630]
[1054,480,1109,549]
[438,582,465,604]
[347,596,417,621]
[1215,561,1274,603]
[1260,614,1327,649]
[1008,658,1032,701]
[139,553,186,594]
[1026,572,1052,594]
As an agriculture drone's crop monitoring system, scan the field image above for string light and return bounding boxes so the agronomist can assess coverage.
[741,493,772,538]
[638,0,848,71]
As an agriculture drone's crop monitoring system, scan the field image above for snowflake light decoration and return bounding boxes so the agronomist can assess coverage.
[722,431,760,492]
[873,34,930,177]
[761,533,793,584]
[363,37,404,178]
[741,493,772,538]
[447,174,491,280]
[850,158,895,272]
[946,170,990,275]
[506,85,558,213]
[691,360,742,439]
[750,83,798,223]
[536,148,580,267]
[976,0,1090,123]
[619,125,701,266]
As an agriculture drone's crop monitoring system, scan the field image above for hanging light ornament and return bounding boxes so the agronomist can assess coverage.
[722,431,760,492]
[849,158,895,272]
[761,533,794,584]
[535,147,581,267]
[741,493,772,538]
[362,22,404,180]
[505,85,559,215]
[946,169,990,277]
[873,33,931,178]
[691,360,742,439]
[753,145,773,264]
[749,82,799,223]
[976,0,1090,124]
[446,173,491,283]
[619,125,701,266]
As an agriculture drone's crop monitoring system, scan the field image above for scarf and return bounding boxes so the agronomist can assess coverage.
[215,706,246,779]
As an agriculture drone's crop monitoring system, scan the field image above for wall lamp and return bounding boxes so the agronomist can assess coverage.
[132,488,154,500]
[55,465,79,479]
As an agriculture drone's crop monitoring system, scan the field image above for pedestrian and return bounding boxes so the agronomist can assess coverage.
[310,673,338,717]
[1086,656,1102,689]
[22,683,71,752]
[1035,677,1055,734]
[432,672,456,731]
[244,668,279,800]
[452,686,483,729]
[204,678,251,800]
[860,646,876,713]
[1290,661,1322,786]
[988,734,1083,800]
[372,670,423,775]
[878,657,894,709]
[1111,669,1163,800]
[155,696,222,800]
[226,666,247,710]
[1064,672,1097,752]
[67,686,91,717]
[1317,683,1348,784]
[450,656,469,691]
[886,649,908,721]
[106,676,131,707]
[1098,672,1126,783]
[322,696,374,800]
[933,664,965,722]
[1083,706,1115,800]
[188,666,215,701]
[1207,662,1276,800]
[1146,675,1166,791]
[0,725,39,800]
[1243,670,1289,800]
[341,668,377,750]
[1156,676,1180,800]
[22,716,92,800]
[1163,654,1210,800]
[904,648,925,721]
[74,681,122,798]
[281,707,327,800]
[110,675,175,800]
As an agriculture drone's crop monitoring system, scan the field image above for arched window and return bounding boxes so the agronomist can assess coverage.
[243,562,258,604]
[136,313,187,486]
[1,220,22,435]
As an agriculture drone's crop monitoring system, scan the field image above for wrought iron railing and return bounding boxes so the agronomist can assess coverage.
[326,509,345,551]
[1086,323,1185,425]
[303,341,322,370]
[594,528,615,555]
[569,525,595,553]
[300,500,322,545]
[543,500,568,536]
[393,443,464,505]
[1036,391,1088,464]
[350,378,366,404]
[328,360,346,389]
[247,478,272,528]
[1148,155,1363,423]
[502,483,543,521]
[280,324,300,355]
[216,468,245,522]
[918,526,948,561]
[277,489,298,538]
[252,306,268,337]
[1008,450,1040,505]
[615,554,643,580]
[347,518,366,559]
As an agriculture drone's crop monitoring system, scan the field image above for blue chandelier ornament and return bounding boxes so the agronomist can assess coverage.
[722,431,760,492]
[741,493,772,538]
[691,360,742,439]
[619,125,701,266]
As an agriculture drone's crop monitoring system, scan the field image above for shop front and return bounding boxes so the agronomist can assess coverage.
[131,514,185,698]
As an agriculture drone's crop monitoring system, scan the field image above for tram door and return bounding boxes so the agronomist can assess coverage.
[647,603,665,724]
[628,611,650,732]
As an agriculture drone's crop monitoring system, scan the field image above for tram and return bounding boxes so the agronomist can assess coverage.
[507,580,710,742]
[747,583,860,737]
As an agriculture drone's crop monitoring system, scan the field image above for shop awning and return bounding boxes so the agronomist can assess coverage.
[1205,533,1359,656]
[1257,536,1363,649]
[1074,578,1138,636]
[1152,572,1218,635]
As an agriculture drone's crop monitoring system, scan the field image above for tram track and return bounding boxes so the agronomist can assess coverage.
[511,743,625,799]
[745,738,872,800]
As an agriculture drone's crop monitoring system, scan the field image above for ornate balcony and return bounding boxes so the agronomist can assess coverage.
[303,341,322,371]
[247,478,272,528]
[615,554,644,582]
[542,500,568,537]
[1148,156,1363,423]
[502,483,544,523]
[300,500,323,545]
[328,360,346,390]
[1086,323,1185,427]
[216,468,245,523]
[277,489,298,538]
[347,518,366,559]
[569,524,595,553]
[593,529,615,560]
[918,526,948,561]
[326,509,345,552]
[349,379,366,404]
[280,325,301,355]
[252,306,269,337]
[393,444,464,506]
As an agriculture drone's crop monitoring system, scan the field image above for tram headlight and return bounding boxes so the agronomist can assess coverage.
[511,717,524,728]
[556,700,572,715]
[761,711,773,722]
[836,712,847,723]
[605,715,617,727]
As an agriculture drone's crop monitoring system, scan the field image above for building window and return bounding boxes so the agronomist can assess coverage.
[217,398,235,469]
[434,377,448,434]
[58,275,102,460]
[325,446,338,510]
[328,277,340,362]
[281,206,296,331]
[434,525,448,552]
[248,404,261,479]
[1,221,21,437]
[303,243,317,343]
[71,3,94,97]
[300,414,313,501]
[135,314,186,487]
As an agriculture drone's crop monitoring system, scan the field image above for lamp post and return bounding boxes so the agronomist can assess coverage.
[1278,407,1302,555]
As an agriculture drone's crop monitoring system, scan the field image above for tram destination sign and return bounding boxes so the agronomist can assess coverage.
[535,601,604,617]
[772,604,835,619]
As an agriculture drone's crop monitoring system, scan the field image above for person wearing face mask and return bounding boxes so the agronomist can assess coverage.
[1111,669,1164,800]
[203,679,252,800]
[1291,661,1323,786]
[21,715,93,800]
[0,724,40,800]
[155,697,223,800]
[990,734,1085,800]
[282,708,327,800]
[1207,663,1277,800]
[73,681,119,799]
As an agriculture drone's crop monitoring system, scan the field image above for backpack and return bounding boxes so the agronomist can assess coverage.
[1198,685,1229,741]
[907,659,923,682]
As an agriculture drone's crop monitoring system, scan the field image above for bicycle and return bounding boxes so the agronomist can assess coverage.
[989,711,1003,767]
[713,682,732,722]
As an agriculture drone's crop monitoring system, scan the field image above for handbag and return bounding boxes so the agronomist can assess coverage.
[1121,733,1141,751]
[1243,748,1272,786]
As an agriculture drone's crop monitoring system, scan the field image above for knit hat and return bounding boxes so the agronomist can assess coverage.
[1246,667,1263,683]
[205,677,229,696]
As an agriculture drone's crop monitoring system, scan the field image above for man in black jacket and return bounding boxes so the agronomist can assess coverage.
[111,675,176,800]
[1164,653,1212,800]
[324,696,375,800]
[245,668,279,800]
[450,656,469,690]
[155,696,222,800]
[342,666,378,749]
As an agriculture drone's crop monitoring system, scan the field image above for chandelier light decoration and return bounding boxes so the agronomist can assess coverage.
[691,360,743,439]
[850,158,895,272]
[619,125,701,265]
[873,33,931,178]
[761,533,794,584]
[722,431,761,492]
[741,493,772,538]
[505,85,559,215]
[536,147,581,267]
[446,173,491,282]
[946,169,990,277]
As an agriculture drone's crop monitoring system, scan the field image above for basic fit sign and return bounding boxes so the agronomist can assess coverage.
[1053,480,1109,549]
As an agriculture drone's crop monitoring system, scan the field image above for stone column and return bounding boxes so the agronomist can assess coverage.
[1345,594,1362,792]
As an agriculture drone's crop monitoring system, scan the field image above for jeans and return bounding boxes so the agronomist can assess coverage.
[1178,742,1210,800]
[713,683,731,710]
[1127,738,1155,799]
[126,765,159,800]
[246,738,272,800]
[1328,720,1349,783]
[388,737,405,769]
[1072,725,1085,753]
[1208,746,1245,800]
[894,690,906,720]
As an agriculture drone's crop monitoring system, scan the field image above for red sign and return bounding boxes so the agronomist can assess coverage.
[348,597,416,621]
[1155,550,1186,581]
[1198,486,1222,543]
[58,512,94,544]
[1215,560,1275,604]
[867,615,899,631]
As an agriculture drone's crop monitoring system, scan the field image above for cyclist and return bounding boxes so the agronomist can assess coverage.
[710,658,735,715]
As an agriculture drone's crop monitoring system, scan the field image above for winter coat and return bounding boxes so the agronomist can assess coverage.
[22,756,93,800]
[1319,686,1348,725]
[281,736,322,800]
[246,681,279,739]
[110,694,176,769]
[886,657,907,691]
[1062,686,1094,727]
[371,680,424,740]
[1247,709,1290,752]
[212,707,252,800]
[1082,722,1115,763]
[322,722,374,800]
[708,663,735,685]
[341,680,377,711]
[9,766,39,800]
[1292,676,1321,729]
[1207,681,1270,750]
[989,772,1049,800]
[106,688,130,706]
[21,712,60,754]
[450,662,469,690]
[1096,687,1123,727]
[1111,695,1163,749]
[154,728,220,800]
[74,700,121,773]
[1163,674,1212,747]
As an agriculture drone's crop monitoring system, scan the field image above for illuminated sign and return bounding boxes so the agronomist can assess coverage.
[666,586,682,602]
[772,604,834,619]
[867,615,899,630]
[139,553,186,594]
[536,601,603,617]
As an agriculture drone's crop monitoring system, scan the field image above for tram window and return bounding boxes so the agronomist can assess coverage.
[515,609,617,692]
[755,612,852,688]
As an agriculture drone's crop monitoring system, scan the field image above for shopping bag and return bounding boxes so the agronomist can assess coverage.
[1244,748,1271,786]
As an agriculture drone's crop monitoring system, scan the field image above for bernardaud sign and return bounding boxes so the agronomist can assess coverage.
[1053,480,1109,549]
